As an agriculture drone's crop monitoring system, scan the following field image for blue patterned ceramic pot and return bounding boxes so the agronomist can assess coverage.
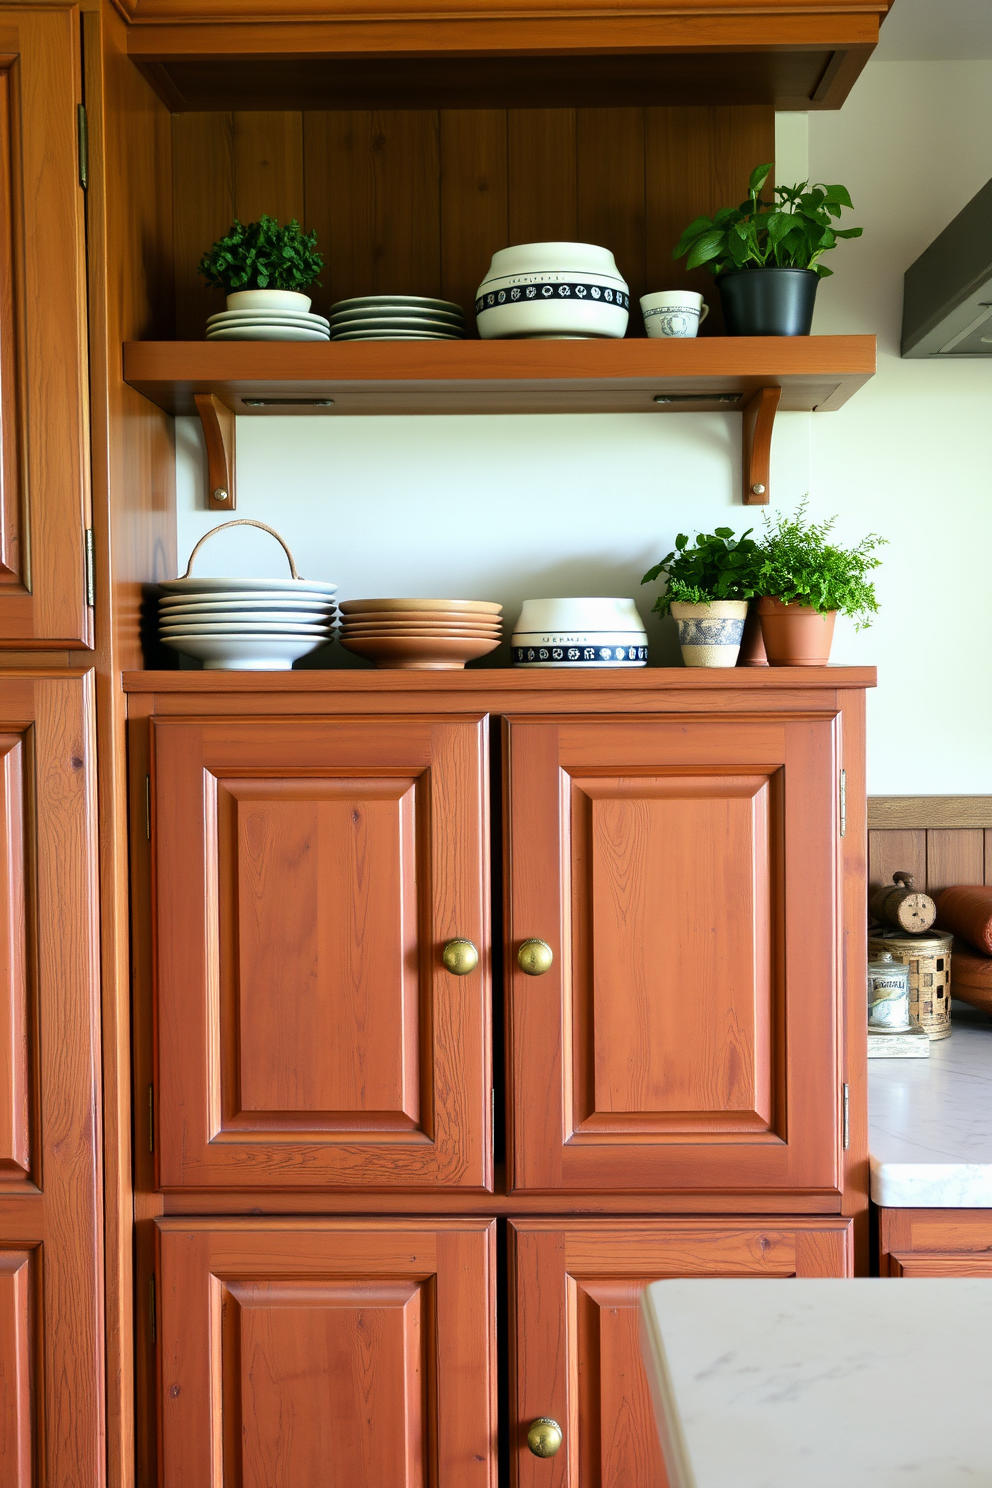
[670,600,748,667]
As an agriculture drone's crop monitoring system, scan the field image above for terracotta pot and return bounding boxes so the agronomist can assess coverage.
[736,605,768,667]
[756,597,837,666]
[669,600,748,667]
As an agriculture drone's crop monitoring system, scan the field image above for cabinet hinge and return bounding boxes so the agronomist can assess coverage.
[84,528,95,607]
[77,103,88,190]
[842,1083,850,1150]
[145,775,151,841]
[838,768,847,838]
[149,1274,157,1344]
[148,1083,154,1152]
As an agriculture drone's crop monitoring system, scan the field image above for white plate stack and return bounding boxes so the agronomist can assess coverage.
[206,308,331,342]
[329,296,466,341]
[159,520,337,670]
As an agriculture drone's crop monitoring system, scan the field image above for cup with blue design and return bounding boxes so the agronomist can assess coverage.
[640,290,709,339]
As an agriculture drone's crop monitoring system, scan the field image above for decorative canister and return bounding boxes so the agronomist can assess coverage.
[867,949,911,1031]
[475,242,630,340]
[868,929,953,1039]
[669,599,748,667]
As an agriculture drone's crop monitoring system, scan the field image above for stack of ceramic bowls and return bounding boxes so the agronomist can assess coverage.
[206,291,330,342]
[475,243,630,340]
[511,598,647,668]
[159,520,337,670]
[330,297,466,341]
[339,599,501,669]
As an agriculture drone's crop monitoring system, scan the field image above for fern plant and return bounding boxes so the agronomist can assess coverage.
[752,499,885,628]
[198,215,323,293]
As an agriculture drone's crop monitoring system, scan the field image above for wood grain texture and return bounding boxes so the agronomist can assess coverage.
[0,737,29,1183]
[439,110,507,325]
[0,10,91,646]
[150,714,491,1189]
[508,109,576,245]
[925,829,985,894]
[172,111,232,337]
[879,1209,992,1277]
[0,1248,34,1487]
[505,713,842,1195]
[232,109,304,226]
[510,1219,852,1488]
[156,1218,497,1488]
[869,796,992,829]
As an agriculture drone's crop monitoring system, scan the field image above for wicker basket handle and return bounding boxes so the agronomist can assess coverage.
[179,519,302,581]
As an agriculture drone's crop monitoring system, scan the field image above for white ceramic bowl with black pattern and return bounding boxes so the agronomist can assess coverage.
[475,242,629,339]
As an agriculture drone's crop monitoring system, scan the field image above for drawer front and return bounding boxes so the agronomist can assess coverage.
[151,714,491,1189]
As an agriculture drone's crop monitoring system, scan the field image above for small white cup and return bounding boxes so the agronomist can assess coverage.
[640,291,709,339]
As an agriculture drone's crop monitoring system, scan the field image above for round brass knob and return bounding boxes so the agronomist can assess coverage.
[527,1418,563,1458]
[442,938,479,976]
[517,939,554,976]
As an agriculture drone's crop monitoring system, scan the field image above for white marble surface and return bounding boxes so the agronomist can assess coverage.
[869,1003,992,1206]
[641,1278,992,1488]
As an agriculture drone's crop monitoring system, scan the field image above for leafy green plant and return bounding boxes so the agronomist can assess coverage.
[673,163,863,279]
[641,527,760,615]
[197,215,323,293]
[751,499,885,628]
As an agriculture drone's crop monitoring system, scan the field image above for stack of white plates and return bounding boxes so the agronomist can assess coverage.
[159,520,337,670]
[206,309,331,342]
[330,296,466,341]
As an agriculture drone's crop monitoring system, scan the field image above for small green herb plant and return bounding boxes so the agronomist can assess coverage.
[673,163,863,279]
[641,527,760,615]
[198,215,324,293]
[751,499,885,628]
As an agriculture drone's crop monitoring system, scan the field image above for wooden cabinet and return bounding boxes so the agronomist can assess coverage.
[156,1218,498,1488]
[0,671,103,1486]
[510,1218,853,1488]
[150,712,492,1190]
[505,713,842,1194]
[0,9,91,647]
[879,1209,992,1276]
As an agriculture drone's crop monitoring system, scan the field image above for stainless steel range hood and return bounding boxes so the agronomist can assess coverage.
[901,176,992,356]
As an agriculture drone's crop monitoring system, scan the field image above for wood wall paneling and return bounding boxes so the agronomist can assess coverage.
[172,112,233,338]
[925,829,985,895]
[438,110,508,319]
[868,819,992,895]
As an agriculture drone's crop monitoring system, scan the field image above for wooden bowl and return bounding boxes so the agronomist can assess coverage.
[339,633,500,668]
[339,597,502,616]
[339,612,501,631]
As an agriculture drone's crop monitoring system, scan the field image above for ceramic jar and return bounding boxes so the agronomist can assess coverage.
[867,949,912,1033]
[756,597,837,666]
[475,243,630,340]
[669,600,748,666]
[511,597,647,667]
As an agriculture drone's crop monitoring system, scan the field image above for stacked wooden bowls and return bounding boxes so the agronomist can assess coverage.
[338,599,502,669]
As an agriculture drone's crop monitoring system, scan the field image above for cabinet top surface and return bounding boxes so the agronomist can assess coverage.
[870,1006,992,1209]
[123,665,876,695]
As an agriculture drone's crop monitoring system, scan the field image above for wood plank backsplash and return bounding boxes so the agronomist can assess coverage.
[171,106,774,338]
[868,799,992,895]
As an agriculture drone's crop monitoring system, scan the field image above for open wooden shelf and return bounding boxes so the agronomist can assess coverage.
[124,336,876,418]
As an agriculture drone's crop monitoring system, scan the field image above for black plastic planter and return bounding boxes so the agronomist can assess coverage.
[717,268,819,336]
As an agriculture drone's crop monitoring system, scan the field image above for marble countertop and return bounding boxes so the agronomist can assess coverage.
[641,1278,992,1488]
[869,1003,992,1206]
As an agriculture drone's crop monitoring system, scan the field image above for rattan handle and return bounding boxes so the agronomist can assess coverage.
[179,519,302,581]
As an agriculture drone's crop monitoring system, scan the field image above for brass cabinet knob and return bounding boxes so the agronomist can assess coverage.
[517,939,554,976]
[527,1418,563,1458]
[442,938,479,976]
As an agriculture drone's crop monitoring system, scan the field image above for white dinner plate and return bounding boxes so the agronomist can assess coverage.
[331,295,464,315]
[331,330,462,341]
[207,310,330,327]
[161,634,328,670]
[161,621,332,636]
[160,576,337,596]
[330,306,463,326]
[161,609,334,627]
[329,315,465,331]
[206,325,330,342]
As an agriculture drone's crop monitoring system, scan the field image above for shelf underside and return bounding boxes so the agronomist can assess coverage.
[124,336,876,418]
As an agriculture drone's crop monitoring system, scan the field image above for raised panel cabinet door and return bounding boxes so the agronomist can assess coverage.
[510,1218,853,1488]
[150,714,491,1189]
[505,714,842,1194]
[0,10,91,646]
[0,672,103,1488]
[156,1218,497,1488]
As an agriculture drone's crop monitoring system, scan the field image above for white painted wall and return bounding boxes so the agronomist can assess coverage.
[176,58,992,793]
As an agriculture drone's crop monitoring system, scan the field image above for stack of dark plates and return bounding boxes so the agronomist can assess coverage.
[330,296,466,341]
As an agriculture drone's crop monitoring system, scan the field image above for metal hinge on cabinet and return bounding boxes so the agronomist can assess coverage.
[839,769,847,837]
[84,528,95,606]
[842,1083,850,1150]
[77,103,88,190]
[148,1083,154,1151]
[149,1275,157,1344]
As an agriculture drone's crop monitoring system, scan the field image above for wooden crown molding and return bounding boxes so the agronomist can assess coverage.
[868,797,992,831]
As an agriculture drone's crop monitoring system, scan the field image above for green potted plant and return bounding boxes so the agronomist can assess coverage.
[642,526,759,667]
[672,163,862,336]
[198,214,324,315]
[751,500,884,665]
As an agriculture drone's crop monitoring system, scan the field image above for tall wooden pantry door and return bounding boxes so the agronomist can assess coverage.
[505,712,843,1195]
[0,8,91,646]
[0,671,103,1486]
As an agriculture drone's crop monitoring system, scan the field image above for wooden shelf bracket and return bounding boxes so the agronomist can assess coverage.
[194,392,237,511]
[742,385,781,505]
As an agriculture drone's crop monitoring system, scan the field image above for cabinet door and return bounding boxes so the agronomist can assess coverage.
[156,1218,497,1488]
[0,10,91,646]
[0,672,103,1486]
[510,1218,852,1488]
[505,714,841,1194]
[151,714,491,1189]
